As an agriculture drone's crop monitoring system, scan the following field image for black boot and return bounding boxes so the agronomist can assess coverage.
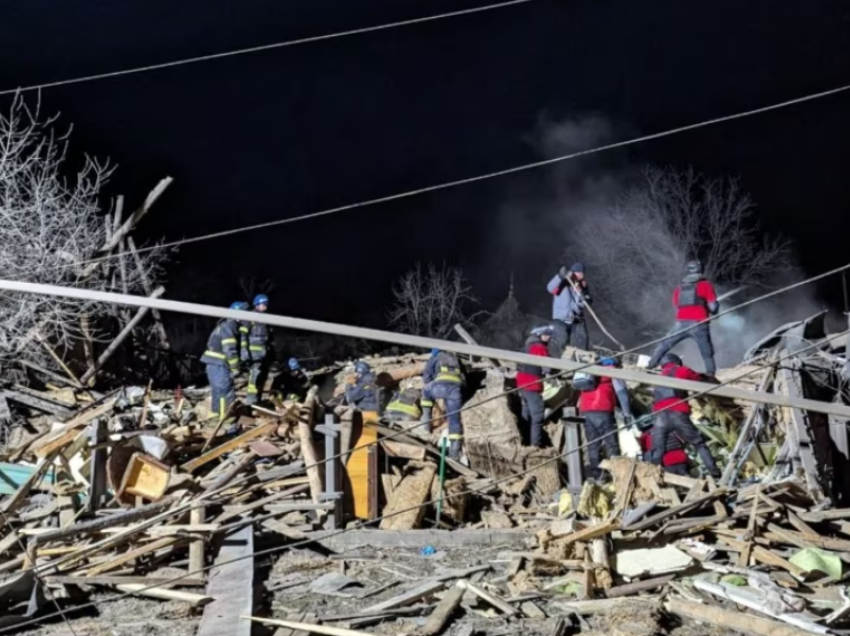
[696,443,721,479]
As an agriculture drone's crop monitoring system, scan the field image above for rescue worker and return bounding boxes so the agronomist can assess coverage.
[516,325,554,448]
[345,360,379,412]
[275,357,310,402]
[421,349,464,460]
[637,419,690,476]
[648,260,719,376]
[200,301,248,422]
[384,386,423,424]
[242,294,270,405]
[650,353,721,478]
[577,357,633,481]
[546,263,591,354]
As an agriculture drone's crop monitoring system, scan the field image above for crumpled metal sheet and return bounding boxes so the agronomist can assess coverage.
[0,570,44,628]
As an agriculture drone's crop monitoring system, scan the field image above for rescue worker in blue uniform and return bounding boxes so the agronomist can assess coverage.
[384,387,423,424]
[200,301,248,422]
[242,294,270,405]
[420,349,465,460]
[275,357,310,402]
[345,360,379,411]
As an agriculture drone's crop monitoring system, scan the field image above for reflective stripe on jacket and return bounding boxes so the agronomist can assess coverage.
[243,321,269,362]
[201,319,242,370]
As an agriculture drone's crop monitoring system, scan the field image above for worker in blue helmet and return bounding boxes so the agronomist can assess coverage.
[242,294,271,405]
[421,349,465,460]
[344,360,379,411]
[200,301,249,423]
[274,356,311,402]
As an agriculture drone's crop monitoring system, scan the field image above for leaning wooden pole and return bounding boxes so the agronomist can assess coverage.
[2,279,850,419]
[79,287,165,385]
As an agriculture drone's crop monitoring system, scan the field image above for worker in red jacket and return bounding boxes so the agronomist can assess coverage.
[650,353,720,478]
[637,421,690,476]
[647,260,719,376]
[516,325,554,447]
[577,357,633,481]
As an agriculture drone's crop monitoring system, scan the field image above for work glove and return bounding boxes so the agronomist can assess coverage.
[558,266,569,280]
[623,414,636,430]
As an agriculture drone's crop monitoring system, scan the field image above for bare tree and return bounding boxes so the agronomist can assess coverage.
[0,96,167,369]
[238,275,276,303]
[565,166,789,342]
[387,262,482,338]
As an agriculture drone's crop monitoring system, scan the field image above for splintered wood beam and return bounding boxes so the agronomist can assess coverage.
[181,422,276,474]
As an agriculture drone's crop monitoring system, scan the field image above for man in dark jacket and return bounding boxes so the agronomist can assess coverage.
[345,360,379,412]
[516,325,555,447]
[385,387,422,424]
[577,357,633,481]
[200,301,248,422]
[275,357,311,402]
[421,349,464,459]
[648,260,719,376]
[546,263,591,354]
[650,353,720,478]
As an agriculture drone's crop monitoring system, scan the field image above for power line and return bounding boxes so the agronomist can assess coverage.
[8,328,842,633]
[0,0,540,97]
[61,82,850,271]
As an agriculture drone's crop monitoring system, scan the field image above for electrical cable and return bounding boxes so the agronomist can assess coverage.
[8,328,844,633]
[49,82,849,272]
[0,0,540,98]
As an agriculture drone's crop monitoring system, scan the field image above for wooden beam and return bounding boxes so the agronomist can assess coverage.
[419,584,465,636]
[457,580,517,616]
[80,286,166,384]
[666,598,820,636]
[197,525,254,636]
[181,422,276,473]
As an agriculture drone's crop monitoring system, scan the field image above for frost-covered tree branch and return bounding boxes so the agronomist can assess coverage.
[0,95,168,368]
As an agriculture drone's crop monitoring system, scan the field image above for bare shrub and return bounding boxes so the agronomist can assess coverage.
[387,262,483,338]
[0,96,167,369]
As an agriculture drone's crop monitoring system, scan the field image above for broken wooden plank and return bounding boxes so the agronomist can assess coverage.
[457,580,516,616]
[380,462,437,531]
[197,525,254,636]
[558,518,619,545]
[624,488,728,532]
[116,584,212,606]
[666,597,826,636]
[419,584,465,636]
[181,422,276,473]
[362,579,445,614]
[243,617,371,636]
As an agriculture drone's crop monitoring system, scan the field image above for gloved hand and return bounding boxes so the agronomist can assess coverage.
[558,265,569,280]
[624,414,636,429]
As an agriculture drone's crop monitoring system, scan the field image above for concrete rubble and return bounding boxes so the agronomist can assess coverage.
[0,314,848,636]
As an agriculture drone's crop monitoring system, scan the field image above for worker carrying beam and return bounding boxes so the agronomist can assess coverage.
[242,294,271,405]
[516,325,555,448]
[200,301,248,423]
[647,260,719,376]
[345,360,379,411]
[649,353,721,479]
[546,262,591,353]
[420,349,465,460]
[575,356,633,481]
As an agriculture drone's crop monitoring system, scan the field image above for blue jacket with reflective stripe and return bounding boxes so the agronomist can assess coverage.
[201,319,242,369]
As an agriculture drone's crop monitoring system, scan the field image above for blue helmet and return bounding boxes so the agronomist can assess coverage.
[230,301,249,311]
[600,357,617,367]
[253,294,269,307]
[288,357,300,371]
[430,348,440,357]
[354,360,371,376]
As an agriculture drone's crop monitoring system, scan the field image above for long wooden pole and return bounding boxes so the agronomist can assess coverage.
[1,279,850,419]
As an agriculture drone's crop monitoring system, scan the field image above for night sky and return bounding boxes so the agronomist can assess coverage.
[1,0,848,330]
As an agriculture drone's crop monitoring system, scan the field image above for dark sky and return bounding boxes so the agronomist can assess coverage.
[0,0,848,328]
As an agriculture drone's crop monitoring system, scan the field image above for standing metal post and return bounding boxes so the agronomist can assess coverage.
[317,413,343,530]
[88,418,107,512]
[561,408,583,506]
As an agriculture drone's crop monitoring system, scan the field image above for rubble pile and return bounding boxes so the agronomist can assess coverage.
[0,314,847,635]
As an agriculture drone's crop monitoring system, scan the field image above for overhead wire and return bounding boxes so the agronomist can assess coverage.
[49,82,850,273]
[0,0,540,98]
[9,327,845,633]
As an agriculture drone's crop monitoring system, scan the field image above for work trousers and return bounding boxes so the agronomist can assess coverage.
[206,364,236,423]
[650,410,719,477]
[246,361,266,405]
[520,389,546,447]
[422,381,463,439]
[664,462,690,476]
[583,411,621,481]
[648,321,716,375]
[551,319,588,355]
